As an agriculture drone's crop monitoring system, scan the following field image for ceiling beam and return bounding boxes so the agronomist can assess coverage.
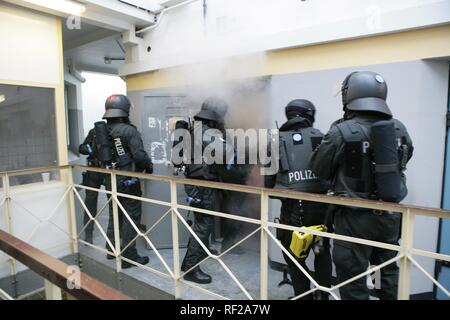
[80,0,156,25]
[74,62,121,75]
[3,0,155,31]
[63,28,118,51]
[79,10,134,31]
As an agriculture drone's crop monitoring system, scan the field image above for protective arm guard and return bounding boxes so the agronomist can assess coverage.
[309,126,344,181]
[127,126,153,173]
[279,135,290,172]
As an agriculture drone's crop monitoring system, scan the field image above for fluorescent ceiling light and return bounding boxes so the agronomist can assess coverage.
[22,0,86,16]
[0,95,5,104]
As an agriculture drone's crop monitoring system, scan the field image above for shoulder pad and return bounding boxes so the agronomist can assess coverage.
[392,118,407,131]
[309,128,324,137]
[336,120,364,142]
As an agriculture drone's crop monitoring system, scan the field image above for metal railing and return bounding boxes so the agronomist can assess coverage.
[0,229,130,300]
[0,164,449,300]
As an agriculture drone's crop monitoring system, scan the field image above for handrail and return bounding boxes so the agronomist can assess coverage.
[0,163,447,217]
[1,164,449,300]
[0,165,71,177]
[0,230,131,300]
[2,163,449,216]
[70,164,450,216]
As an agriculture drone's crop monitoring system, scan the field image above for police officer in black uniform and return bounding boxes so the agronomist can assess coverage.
[102,94,153,269]
[265,99,332,299]
[181,97,234,284]
[214,104,249,254]
[219,164,250,254]
[79,129,105,244]
[310,71,414,300]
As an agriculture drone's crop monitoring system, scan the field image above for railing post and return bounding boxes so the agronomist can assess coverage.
[170,181,181,299]
[260,190,269,300]
[44,279,62,300]
[66,167,78,254]
[111,172,122,272]
[398,208,414,300]
[3,174,17,280]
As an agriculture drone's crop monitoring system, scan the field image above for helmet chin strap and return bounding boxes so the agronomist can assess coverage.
[343,109,350,120]
[341,71,358,106]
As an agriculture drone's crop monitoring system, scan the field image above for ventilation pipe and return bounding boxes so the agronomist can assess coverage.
[136,0,202,35]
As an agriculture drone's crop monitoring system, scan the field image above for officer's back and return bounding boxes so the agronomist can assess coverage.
[102,95,153,175]
[310,71,414,300]
[310,71,414,201]
[100,94,152,268]
[265,99,332,299]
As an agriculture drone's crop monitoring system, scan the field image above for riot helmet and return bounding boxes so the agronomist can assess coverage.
[194,97,229,123]
[285,99,316,123]
[102,94,132,119]
[341,71,392,117]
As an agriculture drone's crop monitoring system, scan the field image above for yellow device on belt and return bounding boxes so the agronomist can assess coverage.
[289,225,327,259]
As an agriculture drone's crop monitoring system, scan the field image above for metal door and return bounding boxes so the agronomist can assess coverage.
[140,95,196,249]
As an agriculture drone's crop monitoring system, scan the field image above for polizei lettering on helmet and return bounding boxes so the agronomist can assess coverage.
[288,170,318,183]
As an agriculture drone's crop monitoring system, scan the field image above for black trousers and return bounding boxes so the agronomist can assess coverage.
[81,171,105,235]
[105,176,143,258]
[220,190,246,251]
[333,208,401,300]
[181,186,220,271]
[279,199,332,298]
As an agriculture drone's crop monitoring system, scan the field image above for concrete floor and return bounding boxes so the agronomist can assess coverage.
[75,189,298,300]
[79,227,295,300]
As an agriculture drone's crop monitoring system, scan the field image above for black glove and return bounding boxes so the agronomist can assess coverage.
[79,143,92,156]
[145,163,153,174]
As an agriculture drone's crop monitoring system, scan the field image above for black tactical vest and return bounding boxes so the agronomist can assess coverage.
[276,127,328,193]
[107,122,134,170]
[334,118,409,200]
[184,123,220,181]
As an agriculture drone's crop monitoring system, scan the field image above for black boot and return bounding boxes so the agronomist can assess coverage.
[84,231,93,244]
[106,253,115,260]
[106,242,116,260]
[122,254,149,269]
[183,267,212,284]
[314,291,330,300]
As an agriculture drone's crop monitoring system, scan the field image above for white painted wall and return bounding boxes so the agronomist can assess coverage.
[120,0,450,75]
[0,182,70,278]
[0,2,60,84]
[80,71,126,137]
